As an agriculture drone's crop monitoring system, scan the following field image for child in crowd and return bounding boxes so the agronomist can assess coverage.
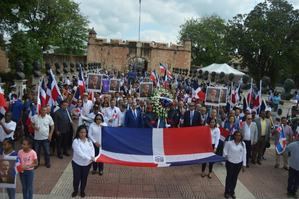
[18,137,38,199]
[2,138,17,199]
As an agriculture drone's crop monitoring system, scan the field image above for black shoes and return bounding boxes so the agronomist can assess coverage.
[99,171,103,176]
[46,164,51,168]
[71,191,78,197]
[80,192,86,197]
[63,152,70,157]
[224,193,229,198]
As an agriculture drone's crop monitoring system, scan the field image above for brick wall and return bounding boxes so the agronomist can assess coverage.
[87,30,191,72]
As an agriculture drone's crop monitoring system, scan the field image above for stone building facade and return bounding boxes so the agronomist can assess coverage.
[87,29,191,72]
[0,48,9,73]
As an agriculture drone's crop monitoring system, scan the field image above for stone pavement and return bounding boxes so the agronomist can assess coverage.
[7,146,292,199]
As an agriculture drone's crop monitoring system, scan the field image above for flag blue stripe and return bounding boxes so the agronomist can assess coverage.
[102,127,153,155]
[168,155,225,166]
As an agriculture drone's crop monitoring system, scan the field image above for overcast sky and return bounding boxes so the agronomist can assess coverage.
[75,0,299,43]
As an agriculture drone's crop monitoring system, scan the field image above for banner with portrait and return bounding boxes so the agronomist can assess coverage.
[87,74,102,92]
[109,79,120,92]
[102,78,110,94]
[205,86,228,106]
[139,82,153,98]
[0,156,17,189]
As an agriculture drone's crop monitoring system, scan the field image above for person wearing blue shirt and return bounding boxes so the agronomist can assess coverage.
[10,94,23,123]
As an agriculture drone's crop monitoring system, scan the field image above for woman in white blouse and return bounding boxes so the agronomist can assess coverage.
[201,119,220,178]
[223,130,246,199]
[88,113,106,175]
[71,125,95,198]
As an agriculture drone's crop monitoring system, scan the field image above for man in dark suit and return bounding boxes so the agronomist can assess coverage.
[54,100,72,159]
[183,102,202,127]
[124,101,143,128]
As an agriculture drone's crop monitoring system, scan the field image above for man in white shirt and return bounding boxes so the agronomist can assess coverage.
[240,114,258,167]
[31,106,54,168]
[82,93,93,116]
[0,112,16,144]
[103,99,121,127]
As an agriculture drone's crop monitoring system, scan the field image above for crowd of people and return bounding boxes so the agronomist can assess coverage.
[0,72,298,199]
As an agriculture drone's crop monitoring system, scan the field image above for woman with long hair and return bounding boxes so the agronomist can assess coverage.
[88,113,106,175]
[223,130,246,199]
[71,125,95,198]
[201,119,220,178]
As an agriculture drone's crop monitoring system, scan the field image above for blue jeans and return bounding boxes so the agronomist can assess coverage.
[20,170,34,199]
[34,139,50,166]
[7,188,16,199]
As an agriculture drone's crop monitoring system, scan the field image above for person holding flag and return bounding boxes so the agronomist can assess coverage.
[274,117,293,170]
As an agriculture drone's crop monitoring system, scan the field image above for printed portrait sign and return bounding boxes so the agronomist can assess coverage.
[205,86,228,106]
[87,74,102,92]
[109,79,120,92]
[0,156,17,189]
[102,78,110,94]
[219,87,228,106]
[205,86,221,106]
[139,82,153,98]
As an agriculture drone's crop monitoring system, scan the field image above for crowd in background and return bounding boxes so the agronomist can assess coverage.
[0,71,298,199]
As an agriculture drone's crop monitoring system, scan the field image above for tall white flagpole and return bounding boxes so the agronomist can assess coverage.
[138,0,141,41]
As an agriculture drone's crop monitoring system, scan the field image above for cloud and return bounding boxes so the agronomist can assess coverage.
[75,0,299,43]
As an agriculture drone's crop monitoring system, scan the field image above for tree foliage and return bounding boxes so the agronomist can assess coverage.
[0,0,88,75]
[226,0,299,85]
[179,16,230,67]
[8,31,42,76]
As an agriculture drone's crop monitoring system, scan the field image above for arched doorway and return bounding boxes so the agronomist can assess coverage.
[128,57,148,73]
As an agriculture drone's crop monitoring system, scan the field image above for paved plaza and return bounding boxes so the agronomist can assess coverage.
[6,145,290,199]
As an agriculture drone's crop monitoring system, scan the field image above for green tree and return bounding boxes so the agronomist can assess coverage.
[179,15,230,66]
[226,0,299,85]
[8,31,42,76]
[0,0,88,75]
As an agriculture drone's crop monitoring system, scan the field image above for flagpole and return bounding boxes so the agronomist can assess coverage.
[248,78,253,107]
[138,0,141,41]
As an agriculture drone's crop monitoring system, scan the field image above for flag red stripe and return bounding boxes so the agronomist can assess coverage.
[163,126,213,155]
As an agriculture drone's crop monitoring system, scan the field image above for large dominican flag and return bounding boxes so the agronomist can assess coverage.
[96,126,225,167]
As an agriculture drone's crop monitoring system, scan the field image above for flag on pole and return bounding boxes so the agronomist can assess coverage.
[0,86,7,118]
[254,80,262,111]
[96,126,224,167]
[47,69,63,109]
[78,64,85,96]
[150,70,157,82]
[231,83,240,106]
[247,78,253,107]
[193,87,205,101]
[159,63,166,74]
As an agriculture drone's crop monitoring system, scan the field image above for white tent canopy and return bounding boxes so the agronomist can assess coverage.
[197,63,245,76]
